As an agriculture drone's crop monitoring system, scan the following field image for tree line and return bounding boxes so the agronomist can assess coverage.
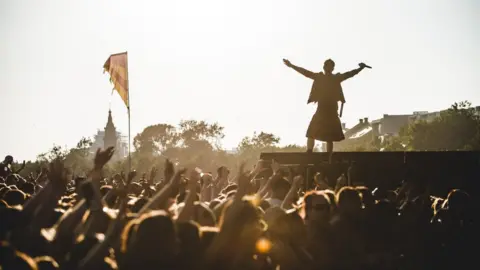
[14,101,480,178]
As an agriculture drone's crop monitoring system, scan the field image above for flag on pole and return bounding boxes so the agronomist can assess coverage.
[103,52,129,108]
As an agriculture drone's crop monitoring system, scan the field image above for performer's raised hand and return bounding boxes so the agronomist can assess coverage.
[283,58,292,67]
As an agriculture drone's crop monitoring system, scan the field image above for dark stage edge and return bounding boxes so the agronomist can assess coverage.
[259,151,480,197]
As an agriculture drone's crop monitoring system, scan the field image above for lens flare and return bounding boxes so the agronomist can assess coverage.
[255,237,272,254]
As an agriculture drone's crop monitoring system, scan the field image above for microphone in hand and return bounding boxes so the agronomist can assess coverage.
[359,62,372,69]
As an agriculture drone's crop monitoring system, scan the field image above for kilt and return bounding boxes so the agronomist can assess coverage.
[306,102,345,142]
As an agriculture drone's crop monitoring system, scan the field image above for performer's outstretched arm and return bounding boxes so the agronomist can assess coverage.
[283,59,316,79]
[338,67,364,82]
[338,63,369,82]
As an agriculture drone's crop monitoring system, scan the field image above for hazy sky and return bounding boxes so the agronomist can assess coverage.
[1,0,479,161]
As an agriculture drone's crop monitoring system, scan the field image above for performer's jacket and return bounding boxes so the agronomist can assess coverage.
[307,69,361,105]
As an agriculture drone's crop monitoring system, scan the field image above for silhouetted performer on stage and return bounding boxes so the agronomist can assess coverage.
[283,58,370,161]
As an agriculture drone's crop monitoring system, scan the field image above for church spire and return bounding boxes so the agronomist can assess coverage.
[104,110,117,149]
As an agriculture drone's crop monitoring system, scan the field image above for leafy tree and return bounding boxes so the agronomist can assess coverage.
[237,132,280,152]
[353,145,368,152]
[366,134,407,151]
[173,119,225,172]
[381,135,407,151]
[403,101,480,150]
[64,137,93,175]
[34,137,94,176]
[279,144,308,152]
[12,160,43,177]
[37,145,68,163]
[178,120,225,149]
[236,131,281,168]
[131,120,225,174]
[133,124,178,155]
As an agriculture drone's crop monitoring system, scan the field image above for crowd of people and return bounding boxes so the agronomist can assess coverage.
[0,147,477,270]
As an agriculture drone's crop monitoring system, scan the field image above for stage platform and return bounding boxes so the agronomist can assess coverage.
[259,151,480,197]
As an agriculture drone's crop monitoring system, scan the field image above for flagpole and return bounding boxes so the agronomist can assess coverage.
[125,51,131,176]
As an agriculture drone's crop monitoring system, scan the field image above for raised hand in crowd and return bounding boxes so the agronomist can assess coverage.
[148,166,157,185]
[177,169,201,222]
[138,167,187,214]
[271,159,281,174]
[164,158,175,183]
[48,158,70,194]
[94,146,115,171]
[14,160,26,174]
[281,174,304,209]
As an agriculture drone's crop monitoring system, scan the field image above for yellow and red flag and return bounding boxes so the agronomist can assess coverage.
[103,52,129,108]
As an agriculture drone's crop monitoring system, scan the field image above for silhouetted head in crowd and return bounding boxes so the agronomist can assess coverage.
[356,186,374,208]
[3,155,14,165]
[43,208,65,229]
[323,189,337,212]
[66,234,103,269]
[217,166,230,179]
[225,190,237,199]
[271,177,291,201]
[222,184,237,195]
[264,207,286,230]
[121,210,178,268]
[323,59,335,74]
[21,182,35,195]
[444,189,470,214]
[0,186,9,198]
[386,190,398,203]
[130,183,143,196]
[177,190,200,204]
[336,187,362,216]
[131,198,148,213]
[0,199,8,208]
[302,190,331,224]
[5,175,17,186]
[208,199,221,210]
[3,189,26,206]
[200,173,213,187]
[219,197,266,254]
[176,201,216,226]
[81,208,116,236]
[113,173,122,184]
[0,241,38,270]
[283,209,308,246]
[192,202,216,226]
[34,256,60,270]
[100,185,112,196]
[176,220,201,268]
[199,226,219,253]
[374,199,397,223]
[259,199,271,212]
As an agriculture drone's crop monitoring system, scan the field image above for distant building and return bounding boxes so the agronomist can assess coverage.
[371,114,412,137]
[104,110,117,150]
[409,110,442,124]
[91,110,128,159]
[329,118,373,151]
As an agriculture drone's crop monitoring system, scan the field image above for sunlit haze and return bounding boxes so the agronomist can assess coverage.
[1,0,479,161]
